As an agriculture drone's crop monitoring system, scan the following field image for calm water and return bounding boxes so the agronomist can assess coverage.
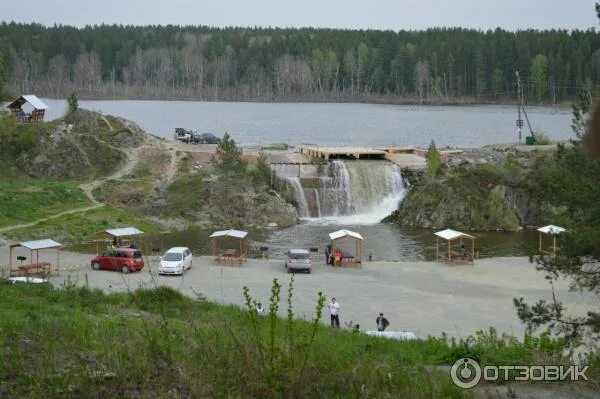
[40,99,571,148]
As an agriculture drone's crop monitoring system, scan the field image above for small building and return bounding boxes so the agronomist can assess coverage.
[6,95,48,123]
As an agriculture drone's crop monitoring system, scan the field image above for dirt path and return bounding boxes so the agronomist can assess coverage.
[0,140,151,235]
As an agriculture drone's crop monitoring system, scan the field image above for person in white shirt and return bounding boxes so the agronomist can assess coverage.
[328,297,340,328]
[256,302,266,316]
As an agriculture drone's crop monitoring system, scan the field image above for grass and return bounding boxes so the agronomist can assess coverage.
[92,179,153,207]
[165,174,204,218]
[262,144,290,151]
[2,205,162,244]
[0,179,91,228]
[1,278,589,398]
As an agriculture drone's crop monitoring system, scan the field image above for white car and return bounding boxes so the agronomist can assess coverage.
[159,247,193,275]
[284,249,312,273]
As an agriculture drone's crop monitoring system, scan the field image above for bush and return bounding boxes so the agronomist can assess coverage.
[426,139,442,177]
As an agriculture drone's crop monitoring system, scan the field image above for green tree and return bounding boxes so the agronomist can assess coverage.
[215,132,246,173]
[67,93,79,114]
[0,55,5,99]
[514,145,600,344]
[571,91,592,139]
[492,69,503,99]
[425,140,442,177]
[530,54,549,102]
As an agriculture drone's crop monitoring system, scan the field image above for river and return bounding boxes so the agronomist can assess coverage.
[39,98,571,147]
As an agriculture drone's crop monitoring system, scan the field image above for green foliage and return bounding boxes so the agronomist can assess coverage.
[534,131,551,145]
[215,132,246,173]
[165,174,204,217]
[0,279,586,398]
[0,111,39,158]
[2,205,162,244]
[530,54,549,102]
[0,179,90,228]
[252,151,271,186]
[516,145,600,344]
[572,91,592,139]
[425,140,442,177]
[66,92,78,114]
[0,23,598,102]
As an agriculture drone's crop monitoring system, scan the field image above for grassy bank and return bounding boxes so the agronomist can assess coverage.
[0,179,91,228]
[1,206,162,244]
[0,280,594,398]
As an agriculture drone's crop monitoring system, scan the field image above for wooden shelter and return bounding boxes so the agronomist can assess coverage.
[6,95,48,123]
[8,239,62,277]
[210,229,248,265]
[95,227,144,254]
[537,225,566,255]
[434,228,476,265]
[328,229,363,266]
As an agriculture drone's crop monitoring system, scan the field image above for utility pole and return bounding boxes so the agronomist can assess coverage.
[515,71,522,143]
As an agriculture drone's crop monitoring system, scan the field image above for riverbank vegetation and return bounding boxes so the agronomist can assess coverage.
[0,280,595,398]
[1,206,162,244]
[1,23,598,104]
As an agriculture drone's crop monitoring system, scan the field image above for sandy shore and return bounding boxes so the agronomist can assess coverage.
[0,245,591,338]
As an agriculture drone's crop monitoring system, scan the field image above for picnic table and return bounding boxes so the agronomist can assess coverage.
[218,249,244,265]
[10,262,51,277]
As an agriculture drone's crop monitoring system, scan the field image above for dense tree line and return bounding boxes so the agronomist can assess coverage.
[0,22,599,103]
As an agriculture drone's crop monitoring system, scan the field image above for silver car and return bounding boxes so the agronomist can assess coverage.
[284,249,312,273]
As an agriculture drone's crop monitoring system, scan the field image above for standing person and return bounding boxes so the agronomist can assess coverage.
[328,297,340,328]
[376,313,390,331]
[256,302,266,316]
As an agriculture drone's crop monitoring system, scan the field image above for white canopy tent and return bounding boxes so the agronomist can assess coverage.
[210,230,249,264]
[537,225,566,254]
[328,229,363,265]
[434,228,476,265]
[8,238,62,276]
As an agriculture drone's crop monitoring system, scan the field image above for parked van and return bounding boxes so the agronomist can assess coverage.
[284,249,312,273]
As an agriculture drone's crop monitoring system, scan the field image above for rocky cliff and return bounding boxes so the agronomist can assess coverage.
[392,146,551,231]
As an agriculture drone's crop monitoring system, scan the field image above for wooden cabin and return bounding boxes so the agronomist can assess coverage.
[6,95,48,123]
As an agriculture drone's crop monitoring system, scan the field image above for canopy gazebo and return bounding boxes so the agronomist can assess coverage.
[537,225,566,255]
[6,95,48,123]
[434,229,476,265]
[8,239,62,277]
[328,229,363,266]
[96,227,144,254]
[210,229,248,265]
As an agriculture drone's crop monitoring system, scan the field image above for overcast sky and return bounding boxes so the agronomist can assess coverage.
[1,0,597,31]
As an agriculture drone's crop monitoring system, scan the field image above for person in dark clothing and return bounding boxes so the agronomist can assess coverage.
[376,313,390,331]
[325,244,332,265]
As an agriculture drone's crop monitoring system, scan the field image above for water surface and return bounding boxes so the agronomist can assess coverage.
[40,99,571,147]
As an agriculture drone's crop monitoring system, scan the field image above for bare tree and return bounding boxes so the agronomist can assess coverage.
[415,59,430,103]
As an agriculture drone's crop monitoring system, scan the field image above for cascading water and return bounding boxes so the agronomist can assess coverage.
[272,160,406,224]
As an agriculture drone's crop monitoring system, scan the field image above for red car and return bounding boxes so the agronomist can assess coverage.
[91,247,144,273]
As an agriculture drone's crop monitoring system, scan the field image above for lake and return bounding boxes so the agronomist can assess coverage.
[40,99,572,147]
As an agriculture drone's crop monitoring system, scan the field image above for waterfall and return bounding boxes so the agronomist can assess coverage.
[272,160,406,224]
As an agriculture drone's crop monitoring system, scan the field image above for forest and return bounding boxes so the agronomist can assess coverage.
[0,22,599,103]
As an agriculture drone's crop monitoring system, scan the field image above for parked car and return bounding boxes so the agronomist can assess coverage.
[191,132,219,144]
[174,127,193,143]
[91,247,144,273]
[284,249,312,273]
[159,247,193,275]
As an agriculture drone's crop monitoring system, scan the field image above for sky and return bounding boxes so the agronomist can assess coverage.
[1,0,598,31]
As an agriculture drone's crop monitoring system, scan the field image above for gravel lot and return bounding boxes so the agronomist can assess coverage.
[0,245,591,338]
